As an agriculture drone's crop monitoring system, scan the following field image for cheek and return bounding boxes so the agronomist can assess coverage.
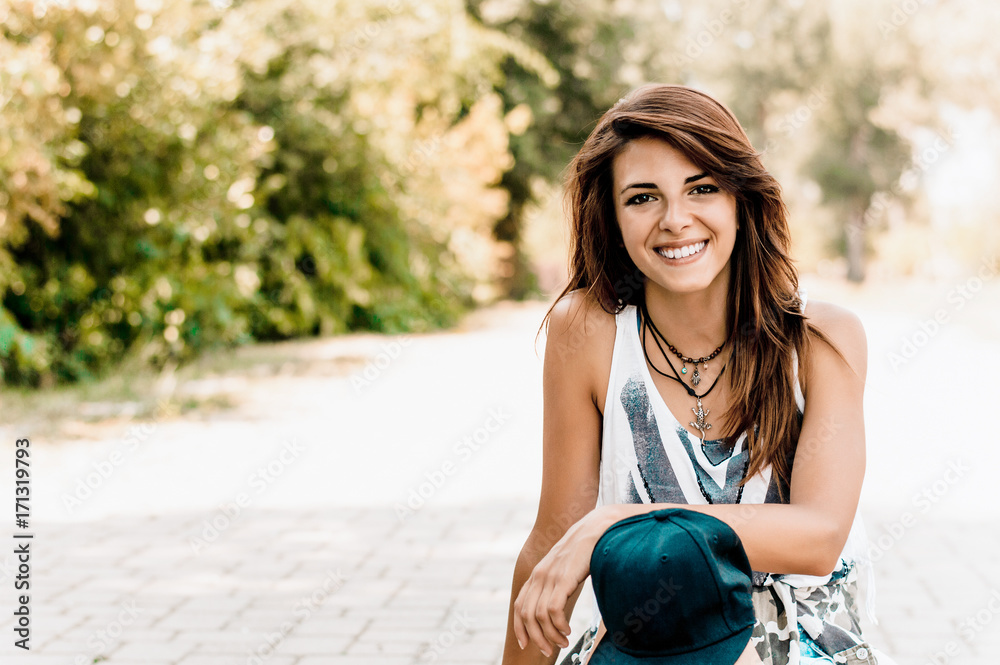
[617,223,647,264]
[616,209,645,246]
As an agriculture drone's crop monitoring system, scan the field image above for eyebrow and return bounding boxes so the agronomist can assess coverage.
[619,172,709,195]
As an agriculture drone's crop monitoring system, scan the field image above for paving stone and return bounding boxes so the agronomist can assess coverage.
[277,635,353,655]
[156,611,232,630]
[175,596,253,613]
[298,657,413,665]
[110,638,196,661]
[3,656,104,665]
[346,639,427,655]
[14,297,1000,665]
[6,505,994,665]
[178,657,298,665]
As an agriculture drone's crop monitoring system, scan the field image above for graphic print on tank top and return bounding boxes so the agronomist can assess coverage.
[620,374,747,504]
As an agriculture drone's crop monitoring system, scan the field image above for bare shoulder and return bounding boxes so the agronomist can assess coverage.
[803,299,867,378]
[545,289,617,348]
[544,289,617,405]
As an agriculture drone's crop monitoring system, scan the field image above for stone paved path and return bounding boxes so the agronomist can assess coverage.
[0,276,997,665]
[3,507,1000,665]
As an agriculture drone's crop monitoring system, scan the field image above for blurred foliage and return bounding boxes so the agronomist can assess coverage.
[468,0,646,298]
[1,0,998,387]
[634,0,999,282]
[0,0,518,386]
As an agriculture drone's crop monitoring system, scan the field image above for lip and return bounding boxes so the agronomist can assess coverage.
[654,239,708,250]
[653,240,708,265]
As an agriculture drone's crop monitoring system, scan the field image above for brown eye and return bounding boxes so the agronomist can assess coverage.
[626,193,654,206]
[691,185,719,195]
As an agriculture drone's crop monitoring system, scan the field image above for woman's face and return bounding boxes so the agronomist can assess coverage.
[612,136,738,299]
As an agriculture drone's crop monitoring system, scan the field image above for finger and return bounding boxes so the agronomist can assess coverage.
[535,580,571,650]
[549,582,574,640]
[552,573,579,638]
[520,579,555,657]
[541,554,583,641]
[515,574,548,653]
[513,583,530,649]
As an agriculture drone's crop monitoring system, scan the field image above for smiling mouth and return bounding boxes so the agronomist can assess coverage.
[655,241,707,260]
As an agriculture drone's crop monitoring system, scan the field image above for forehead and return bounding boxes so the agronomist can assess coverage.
[612,136,701,186]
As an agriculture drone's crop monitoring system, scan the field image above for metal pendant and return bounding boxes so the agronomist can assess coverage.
[690,396,712,443]
[691,364,701,387]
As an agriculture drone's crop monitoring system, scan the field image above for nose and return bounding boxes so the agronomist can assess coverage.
[659,200,694,234]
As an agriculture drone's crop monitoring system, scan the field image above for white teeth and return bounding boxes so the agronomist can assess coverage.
[658,241,705,260]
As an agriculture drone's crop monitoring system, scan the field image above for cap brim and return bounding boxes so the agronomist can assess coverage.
[587,623,755,665]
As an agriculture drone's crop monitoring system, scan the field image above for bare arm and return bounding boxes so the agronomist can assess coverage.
[513,301,869,653]
[501,293,610,664]
[503,545,589,664]
[600,301,868,572]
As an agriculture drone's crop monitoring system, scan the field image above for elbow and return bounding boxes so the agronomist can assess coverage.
[803,551,840,578]
[800,520,848,577]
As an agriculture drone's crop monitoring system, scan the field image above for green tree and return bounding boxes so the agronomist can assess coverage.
[1,0,260,384]
[0,0,517,386]
[663,0,914,282]
[802,3,917,282]
[468,0,644,298]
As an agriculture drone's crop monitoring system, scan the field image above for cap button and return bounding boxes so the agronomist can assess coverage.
[654,512,669,522]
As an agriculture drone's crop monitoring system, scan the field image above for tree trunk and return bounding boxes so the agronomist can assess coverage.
[493,202,535,300]
[845,205,866,283]
[844,125,872,284]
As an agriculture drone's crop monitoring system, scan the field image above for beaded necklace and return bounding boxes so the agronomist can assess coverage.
[636,303,747,505]
[638,301,727,444]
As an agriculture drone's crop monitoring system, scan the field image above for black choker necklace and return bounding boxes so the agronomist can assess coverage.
[641,301,726,387]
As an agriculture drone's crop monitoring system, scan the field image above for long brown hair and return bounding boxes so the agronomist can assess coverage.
[551,83,826,489]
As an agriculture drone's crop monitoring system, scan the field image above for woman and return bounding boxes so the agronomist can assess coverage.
[501,84,890,665]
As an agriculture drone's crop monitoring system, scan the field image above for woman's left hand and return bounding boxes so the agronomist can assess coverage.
[512,504,628,658]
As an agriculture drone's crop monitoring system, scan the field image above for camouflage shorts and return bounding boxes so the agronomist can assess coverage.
[750,560,879,665]
[561,560,883,665]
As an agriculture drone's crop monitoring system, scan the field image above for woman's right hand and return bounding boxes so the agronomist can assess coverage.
[501,291,612,664]
[512,505,629,658]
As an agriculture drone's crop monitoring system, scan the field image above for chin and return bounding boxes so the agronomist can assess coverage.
[645,266,730,298]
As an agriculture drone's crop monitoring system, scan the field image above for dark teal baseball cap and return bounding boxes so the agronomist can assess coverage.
[588,508,756,665]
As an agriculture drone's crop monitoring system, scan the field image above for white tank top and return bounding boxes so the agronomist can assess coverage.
[582,296,877,655]
[597,303,796,508]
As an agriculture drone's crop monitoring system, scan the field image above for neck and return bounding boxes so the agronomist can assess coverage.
[642,283,729,356]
